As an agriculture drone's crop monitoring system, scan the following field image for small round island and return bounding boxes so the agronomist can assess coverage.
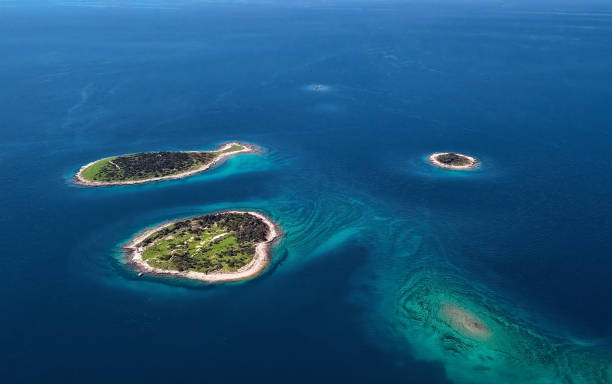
[428,152,479,170]
[124,211,281,283]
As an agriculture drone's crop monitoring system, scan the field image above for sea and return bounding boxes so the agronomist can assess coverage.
[1,1,611,383]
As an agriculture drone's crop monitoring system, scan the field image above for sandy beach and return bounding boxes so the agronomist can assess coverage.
[123,210,281,283]
[74,142,258,186]
[427,152,479,170]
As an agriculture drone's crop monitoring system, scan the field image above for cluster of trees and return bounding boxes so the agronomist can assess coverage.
[141,224,175,246]
[436,153,470,166]
[196,213,268,243]
[96,151,215,181]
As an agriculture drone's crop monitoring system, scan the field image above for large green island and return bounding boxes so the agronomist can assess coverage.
[124,211,281,283]
[74,142,255,186]
[428,152,479,170]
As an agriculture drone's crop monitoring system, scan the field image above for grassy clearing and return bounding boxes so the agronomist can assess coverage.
[80,157,116,181]
[140,213,267,274]
[217,144,244,154]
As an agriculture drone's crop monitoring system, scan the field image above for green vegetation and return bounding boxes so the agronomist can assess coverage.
[81,151,216,182]
[436,153,472,166]
[79,144,248,183]
[218,144,244,154]
[140,213,268,274]
[80,156,117,180]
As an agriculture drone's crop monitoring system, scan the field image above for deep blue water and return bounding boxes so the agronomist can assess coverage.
[1,1,612,383]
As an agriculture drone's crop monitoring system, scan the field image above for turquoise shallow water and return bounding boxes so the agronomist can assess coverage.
[1,2,612,383]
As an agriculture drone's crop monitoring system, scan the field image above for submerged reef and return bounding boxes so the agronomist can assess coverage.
[392,271,612,384]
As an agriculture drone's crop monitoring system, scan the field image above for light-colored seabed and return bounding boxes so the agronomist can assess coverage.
[390,271,611,383]
[350,214,612,384]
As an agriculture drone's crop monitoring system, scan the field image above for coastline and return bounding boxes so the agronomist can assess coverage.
[122,210,281,283]
[427,152,479,170]
[74,142,258,187]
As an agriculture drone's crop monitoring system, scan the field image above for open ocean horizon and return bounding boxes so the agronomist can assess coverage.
[1,1,611,383]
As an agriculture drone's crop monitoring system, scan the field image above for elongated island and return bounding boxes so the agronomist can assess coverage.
[123,211,281,283]
[74,142,256,186]
[428,152,479,170]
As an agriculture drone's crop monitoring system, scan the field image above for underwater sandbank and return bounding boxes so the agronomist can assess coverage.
[440,302,491,340]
